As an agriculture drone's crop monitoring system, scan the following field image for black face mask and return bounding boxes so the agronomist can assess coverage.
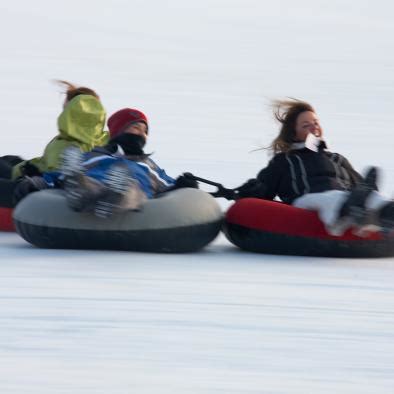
[110,133,146,155]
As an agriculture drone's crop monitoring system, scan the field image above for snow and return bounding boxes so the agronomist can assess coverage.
[1,0,394,392]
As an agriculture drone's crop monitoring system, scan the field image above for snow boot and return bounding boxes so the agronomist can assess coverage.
[376,201,394,233]
[61,148,106,212]
[94,164,147,218]
[338,166,379,226]
[61,147,84,178]
[64,173,105,212]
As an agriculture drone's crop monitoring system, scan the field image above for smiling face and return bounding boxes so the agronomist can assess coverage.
[295,111,323,141]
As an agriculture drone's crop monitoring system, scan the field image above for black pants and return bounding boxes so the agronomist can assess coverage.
[0,155,24,179]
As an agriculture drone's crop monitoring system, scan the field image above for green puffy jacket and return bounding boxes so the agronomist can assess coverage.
[12,94,109,179]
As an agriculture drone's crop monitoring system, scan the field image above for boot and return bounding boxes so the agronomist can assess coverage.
[61,147,107,212]
[94,164,146,218]
[376,202,394,233]
[64,173,105,212]
[338,166,378,226]
[61,147,84,177]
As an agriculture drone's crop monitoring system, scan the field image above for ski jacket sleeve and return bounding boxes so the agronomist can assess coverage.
[11,138,87,180]
[338,154,363,187]
[143,158,175,195]
[236,155,283,200]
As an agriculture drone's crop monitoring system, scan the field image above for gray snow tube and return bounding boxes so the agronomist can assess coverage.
[13,188,223,252]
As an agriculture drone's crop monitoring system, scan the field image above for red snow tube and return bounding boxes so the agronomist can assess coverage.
[224,198,394,257]
[0,207,15,232]
[0,178,17,232]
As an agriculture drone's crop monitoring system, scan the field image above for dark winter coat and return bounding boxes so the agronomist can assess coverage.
[238,142,363,204]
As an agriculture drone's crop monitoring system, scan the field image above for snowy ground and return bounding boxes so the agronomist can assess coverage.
[1,0,394,393]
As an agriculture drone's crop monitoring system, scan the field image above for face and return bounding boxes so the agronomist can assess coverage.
[295,111,322,141]
[123,122,148,139]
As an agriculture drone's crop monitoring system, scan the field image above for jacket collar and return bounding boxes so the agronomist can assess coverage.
[92,143,150,158]
[291,134,327,152]
[113,144,151,159]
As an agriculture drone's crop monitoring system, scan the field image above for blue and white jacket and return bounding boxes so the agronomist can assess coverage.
[44,145,175,198]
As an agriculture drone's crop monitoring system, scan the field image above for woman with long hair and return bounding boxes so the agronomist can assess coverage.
[217,98,394,235]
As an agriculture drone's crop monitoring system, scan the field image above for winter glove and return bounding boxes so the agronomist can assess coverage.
[174,172,199,189]
[21,161,42,177]
[13,176,49,204]
[211,185,237,200]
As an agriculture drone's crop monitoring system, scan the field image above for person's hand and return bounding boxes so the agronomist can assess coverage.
[211,185,236,200]
[13,176,49,204]
[175,172,199,189]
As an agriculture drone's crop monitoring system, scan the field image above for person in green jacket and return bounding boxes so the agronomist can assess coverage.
[1,80,109,180]
[0,81,109,208]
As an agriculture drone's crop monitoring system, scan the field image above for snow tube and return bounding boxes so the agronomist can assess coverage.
[0,207,14,231]
[224,198,394,258]
[13,188,223,252]
[0,179,16,231]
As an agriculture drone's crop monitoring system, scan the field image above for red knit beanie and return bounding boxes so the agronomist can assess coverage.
[107,108,149,138]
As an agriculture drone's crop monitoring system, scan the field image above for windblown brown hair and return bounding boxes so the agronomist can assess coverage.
[55,80,100,103]
[269,98,315,154]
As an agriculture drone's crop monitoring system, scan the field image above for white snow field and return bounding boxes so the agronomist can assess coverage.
[1,0,394,393]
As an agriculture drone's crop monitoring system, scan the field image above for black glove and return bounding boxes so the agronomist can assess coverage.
[13,176,49,204]
[174,172,199,189]
[211,185,237,200]
[21,161,42,177]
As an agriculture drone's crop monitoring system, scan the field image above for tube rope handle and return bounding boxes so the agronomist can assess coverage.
[184,173,235,199]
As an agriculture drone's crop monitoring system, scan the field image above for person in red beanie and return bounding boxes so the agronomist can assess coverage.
[15,108,198,217]
[107,108,148,139]
[104,108,150,157]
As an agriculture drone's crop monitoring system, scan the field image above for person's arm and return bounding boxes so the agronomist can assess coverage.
[11,138,78,180]
[142,159,178,195]
[208,155,283,201]
[13,173,57,204]
[339,155,364,187]
[156,166,176,186]
[235,155,282,200]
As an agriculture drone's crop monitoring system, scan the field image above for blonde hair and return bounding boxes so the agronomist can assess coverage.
[269,98,315,154]
[55,80,100,103]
